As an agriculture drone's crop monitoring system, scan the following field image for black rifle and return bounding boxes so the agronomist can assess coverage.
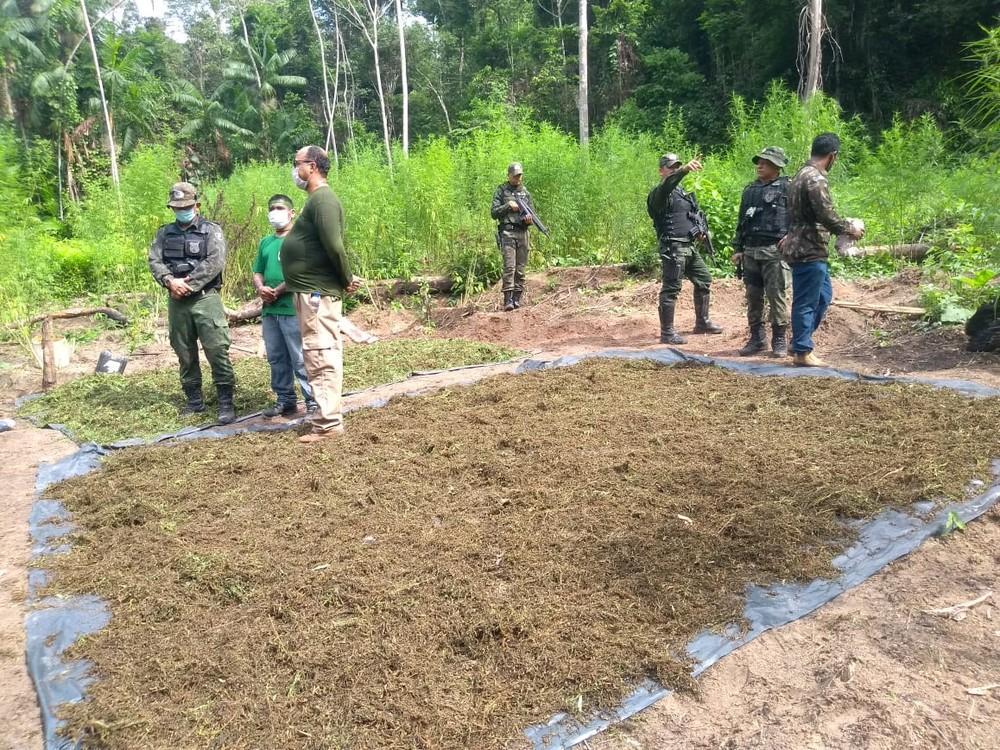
[688,210,715,257]
[734,257,744,280]
[514,196,551,237]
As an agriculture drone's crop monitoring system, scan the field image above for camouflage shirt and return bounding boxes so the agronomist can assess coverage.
[491,182,534,232]
[781,161,851,264]
[148,215,227,292]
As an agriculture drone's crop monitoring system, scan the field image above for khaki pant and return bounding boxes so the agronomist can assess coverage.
[292,293,344,432]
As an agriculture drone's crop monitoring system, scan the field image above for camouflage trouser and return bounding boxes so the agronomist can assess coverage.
[658,241,712,305]
[500,228,530,292]
[743,244,792,326]
[167,290,234,389]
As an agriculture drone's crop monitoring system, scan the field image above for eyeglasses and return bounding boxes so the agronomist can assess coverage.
[293,159,315,166]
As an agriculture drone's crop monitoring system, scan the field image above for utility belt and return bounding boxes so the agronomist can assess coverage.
[499,222,527,233]
[171,287,219,300]
[743,236,783,249]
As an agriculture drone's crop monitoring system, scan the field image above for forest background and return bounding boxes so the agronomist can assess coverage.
[0,0,997,338]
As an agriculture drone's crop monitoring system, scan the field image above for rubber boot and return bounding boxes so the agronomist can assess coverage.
[692,289,723,334]
[658,302,687,345]
[503,291,515,312]
[180,385,205,415]
[512,289,523,309]
[216,384,236,425]
[738,323,767,356]
[771,324,788,358]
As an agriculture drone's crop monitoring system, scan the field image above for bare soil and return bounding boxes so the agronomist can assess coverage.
[0,266,998,749]
[0,426,76,750]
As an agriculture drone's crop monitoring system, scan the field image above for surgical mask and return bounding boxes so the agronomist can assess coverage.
[268,208,291,229]
[292,166,309,191]
[173,207,195,224]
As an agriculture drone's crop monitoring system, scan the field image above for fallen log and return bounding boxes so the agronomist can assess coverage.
[832,300,926,317]
[853,243,930,260]
[226,297,264,323]
[19,306,130,327]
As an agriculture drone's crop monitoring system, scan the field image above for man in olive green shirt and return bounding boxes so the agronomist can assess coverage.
[282,145,359,443]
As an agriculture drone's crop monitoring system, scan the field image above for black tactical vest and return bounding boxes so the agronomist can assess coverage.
[656,188,698,240]
[160,219,221,289]
[741,177,790,245]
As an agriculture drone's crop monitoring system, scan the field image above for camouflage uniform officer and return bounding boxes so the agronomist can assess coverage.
[782,133,864,367]
[646,153,723,344]
[734,146,792,357]
[490,162,535,312]
[148,182,236,423]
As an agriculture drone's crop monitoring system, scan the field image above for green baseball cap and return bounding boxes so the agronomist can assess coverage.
[752,146,788,169]
[167,182,198,208]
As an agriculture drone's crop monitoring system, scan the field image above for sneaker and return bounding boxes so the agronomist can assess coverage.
[298,425,344,444]
[263,402,298,418]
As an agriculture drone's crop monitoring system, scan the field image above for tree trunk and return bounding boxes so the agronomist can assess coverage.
[0,63,14,120]
[371,26,393,168]
[238,9,263,89]
[80,0,120,188]
[577,0,589,145]
[395,0,409,156]
[308,0,338,166]
[802,0,823,99]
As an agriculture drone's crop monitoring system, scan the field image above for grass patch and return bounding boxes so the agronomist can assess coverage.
[18,338,522,444]
[47,359,1000,749]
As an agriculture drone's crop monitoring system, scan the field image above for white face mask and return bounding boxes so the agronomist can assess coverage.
[292,165,309,191]
[268,208,291,229]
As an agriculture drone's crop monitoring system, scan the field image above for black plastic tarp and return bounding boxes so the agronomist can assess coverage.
[24,349,1000,749]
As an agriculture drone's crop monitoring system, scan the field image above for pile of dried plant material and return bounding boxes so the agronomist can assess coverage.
[47,359,1000,749]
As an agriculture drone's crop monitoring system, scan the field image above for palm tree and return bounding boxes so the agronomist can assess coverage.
[168,79,254,174]
[223,31,306,160]
[0,0,49,120]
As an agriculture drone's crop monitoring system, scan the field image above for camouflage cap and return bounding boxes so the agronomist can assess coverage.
[658,153,682,168]
[167,182,198,208]
[752,146,788,169]
[507,162,524,176]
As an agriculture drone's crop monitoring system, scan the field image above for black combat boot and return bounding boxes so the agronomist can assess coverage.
[738,323,767,356]
[658,302,687,345]
[771,324,789,358]
[503,291,515,312]
[180,385,205,415]
[512,289,523,309]
[693,288,723,334]
[216,384,236,425]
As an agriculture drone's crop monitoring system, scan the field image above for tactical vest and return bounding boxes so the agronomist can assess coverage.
[161,219,221,289]
[655,188,698,240]
[741,177,790,245]
[496,183,531,231]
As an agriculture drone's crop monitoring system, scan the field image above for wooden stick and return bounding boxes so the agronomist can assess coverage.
[832,300,926,317]
[41,317,56,391]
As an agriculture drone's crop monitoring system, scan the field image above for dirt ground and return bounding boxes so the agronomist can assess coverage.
[0,266,998,749]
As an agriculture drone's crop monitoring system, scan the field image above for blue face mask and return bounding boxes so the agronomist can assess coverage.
[173,207,196,224]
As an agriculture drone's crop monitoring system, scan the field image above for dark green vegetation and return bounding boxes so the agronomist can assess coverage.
[18,338,522,444]
[0,2,997,332]
[47,359,1000,749]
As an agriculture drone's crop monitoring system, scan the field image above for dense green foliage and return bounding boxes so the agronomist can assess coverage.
[0,1,997,330]
[1,85,997,330]
[18,338,523,444]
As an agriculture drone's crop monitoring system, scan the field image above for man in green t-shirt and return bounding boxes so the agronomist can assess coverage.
[253,194,318,417]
